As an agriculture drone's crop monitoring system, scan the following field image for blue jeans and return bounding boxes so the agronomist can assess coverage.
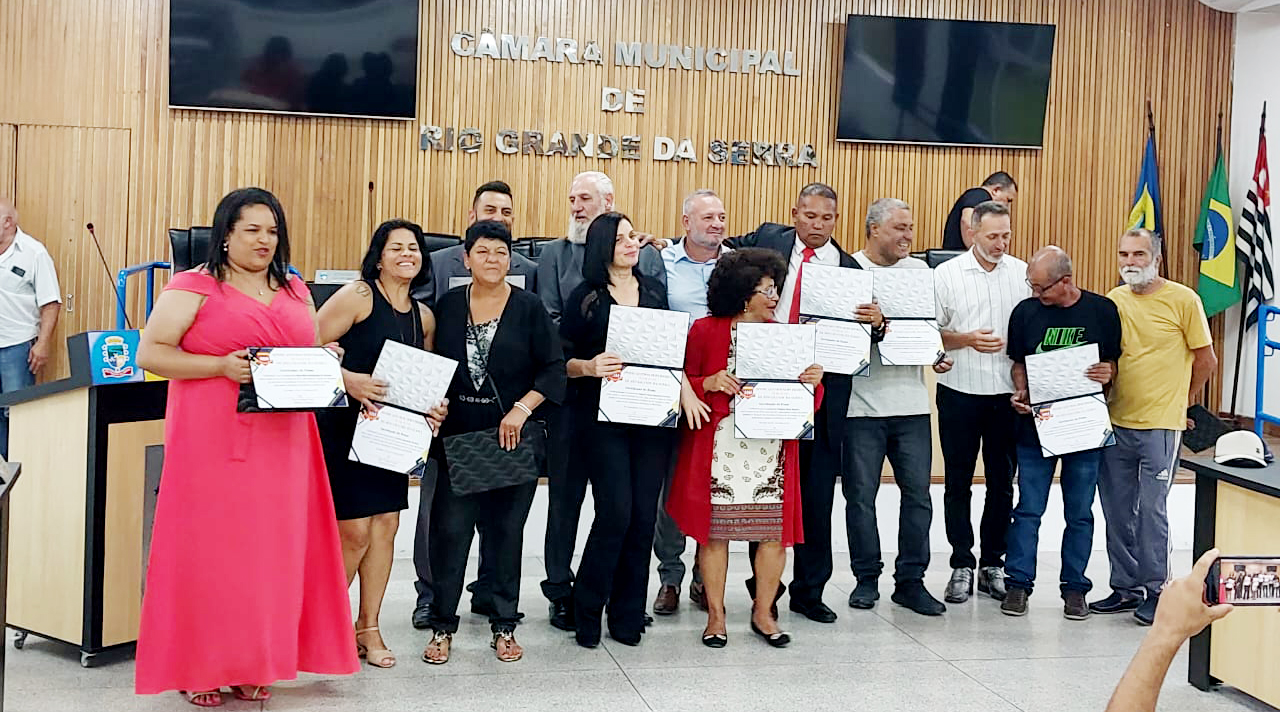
[0,340,34,460]
[1005,444,1101,595]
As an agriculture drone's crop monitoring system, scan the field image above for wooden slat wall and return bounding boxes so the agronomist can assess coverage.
[0,125,15,199]
[14,127,132,379]
[0,0,1237,401]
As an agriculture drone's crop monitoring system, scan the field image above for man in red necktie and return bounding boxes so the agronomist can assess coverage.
[723,184,885,623]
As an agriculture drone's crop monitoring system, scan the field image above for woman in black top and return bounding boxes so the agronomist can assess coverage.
[424,220,566,665]
[562,212,673,648]
[316,219,444,669]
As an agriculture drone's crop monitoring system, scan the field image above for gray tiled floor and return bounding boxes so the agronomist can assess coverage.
[4,551,1273,712]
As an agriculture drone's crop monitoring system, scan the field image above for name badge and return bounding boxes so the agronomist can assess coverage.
[10,266,24,278]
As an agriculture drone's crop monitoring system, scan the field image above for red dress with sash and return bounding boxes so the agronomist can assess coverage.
[665,315,822,548]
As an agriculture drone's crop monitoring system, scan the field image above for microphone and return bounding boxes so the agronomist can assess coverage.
[87,222,133,329]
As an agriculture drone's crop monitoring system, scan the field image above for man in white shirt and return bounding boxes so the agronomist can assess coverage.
[652,189,730,615]
[0,199,62,459]
[845,198,952,617]
[934,201,1030,605]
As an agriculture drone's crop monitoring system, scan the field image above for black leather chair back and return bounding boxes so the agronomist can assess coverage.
[169,226,214,272]
[422,233,461,254]
[514,237,559,261]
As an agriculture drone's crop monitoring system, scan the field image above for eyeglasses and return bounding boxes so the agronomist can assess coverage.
[754,286,779,298]
[1026,275,1068,295]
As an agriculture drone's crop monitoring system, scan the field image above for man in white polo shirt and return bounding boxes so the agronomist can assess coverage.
[934,201,1030,605]
[0,199,62,459]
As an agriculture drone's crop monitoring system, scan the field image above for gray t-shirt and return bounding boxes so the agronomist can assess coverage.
[846,251,931,418]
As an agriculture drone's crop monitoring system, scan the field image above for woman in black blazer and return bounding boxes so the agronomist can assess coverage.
[561,212,673,648]
[423,220,566,665]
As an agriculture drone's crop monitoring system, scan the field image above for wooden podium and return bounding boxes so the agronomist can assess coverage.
[0,332,166,667]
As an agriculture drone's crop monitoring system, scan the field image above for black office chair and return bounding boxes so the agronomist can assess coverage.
[924,249,966,268]
[514,237,560,261]
[168,227,214,272]
[422,233,461,254]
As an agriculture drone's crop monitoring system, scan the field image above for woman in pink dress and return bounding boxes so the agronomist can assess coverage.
[136,188,359,706]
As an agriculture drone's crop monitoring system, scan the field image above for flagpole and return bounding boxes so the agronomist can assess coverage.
[1228,103,1266,421]
[1148,100,1170,272]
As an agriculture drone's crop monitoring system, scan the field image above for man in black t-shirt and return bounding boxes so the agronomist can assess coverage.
[941,172,1018,249]
[1002,246,1122,621]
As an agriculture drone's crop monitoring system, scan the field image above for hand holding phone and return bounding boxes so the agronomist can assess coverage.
[1205,556,1280,606]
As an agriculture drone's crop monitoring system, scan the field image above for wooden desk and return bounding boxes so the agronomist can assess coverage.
[1,379,166,667]
[1183,454,1280,708]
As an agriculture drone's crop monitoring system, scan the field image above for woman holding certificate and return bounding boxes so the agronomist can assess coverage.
[666,248,823,649]
[315,219,440,669]
[561,212,672,648]
[135,188,358,706]
[424,220,566,664]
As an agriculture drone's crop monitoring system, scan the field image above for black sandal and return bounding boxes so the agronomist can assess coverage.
[701,631,727,648]
[750,621,791,648]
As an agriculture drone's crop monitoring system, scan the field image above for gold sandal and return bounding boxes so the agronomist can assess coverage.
[491,630,523,662]
[180,689,223,707]
[422,630,451,665]
[355,626,396,668]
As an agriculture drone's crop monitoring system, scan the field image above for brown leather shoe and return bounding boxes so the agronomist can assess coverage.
[653,585,679,615]
[689,581,708,611]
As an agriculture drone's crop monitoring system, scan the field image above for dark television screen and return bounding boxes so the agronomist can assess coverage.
[169,0,419,119]
[836,15,1056,148]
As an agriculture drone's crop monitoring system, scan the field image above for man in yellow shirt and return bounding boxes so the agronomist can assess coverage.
[1091,228,1217,626]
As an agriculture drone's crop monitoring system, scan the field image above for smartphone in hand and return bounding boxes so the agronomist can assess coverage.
[1205,556,1280,605]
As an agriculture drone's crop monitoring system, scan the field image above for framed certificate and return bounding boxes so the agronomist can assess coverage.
[878,320,945,366]
[371,340,456,415]
[598,306,691,427]
[870,268,942,367]
[238,347,348,412]
[733,323,817,439]
[598,365,682,427]
[798,264,873,375]
[734,381,815,440]
[1025,344,1115,457]
[348,403,434,475]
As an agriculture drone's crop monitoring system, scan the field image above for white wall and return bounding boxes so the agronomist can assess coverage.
[1221,11,1280,420]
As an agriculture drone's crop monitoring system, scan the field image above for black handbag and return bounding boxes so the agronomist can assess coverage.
[442,374,546,496]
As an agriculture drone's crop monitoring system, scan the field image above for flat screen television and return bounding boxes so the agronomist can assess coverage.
[836,15,1056,148]
[169,0,419,120]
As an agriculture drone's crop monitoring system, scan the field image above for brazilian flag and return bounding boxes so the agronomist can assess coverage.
[1193,143,1238,317]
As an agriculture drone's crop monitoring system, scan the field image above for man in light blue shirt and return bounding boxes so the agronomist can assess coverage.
[652,189,732,616]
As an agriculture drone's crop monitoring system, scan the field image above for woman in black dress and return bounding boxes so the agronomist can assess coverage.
[316,219,443,669]
[563,212,673,648]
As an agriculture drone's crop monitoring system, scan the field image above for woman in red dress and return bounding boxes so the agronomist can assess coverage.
[666,248,823,649]
[136,188,359,706]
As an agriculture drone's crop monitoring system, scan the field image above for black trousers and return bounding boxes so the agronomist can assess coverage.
[936,385,1017,570]
[413,461,500,610]
[428,470,537,634]
[572,423,672,635]
[844,415,933,585]
[788,435,844,604]
[541,403,591,603]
